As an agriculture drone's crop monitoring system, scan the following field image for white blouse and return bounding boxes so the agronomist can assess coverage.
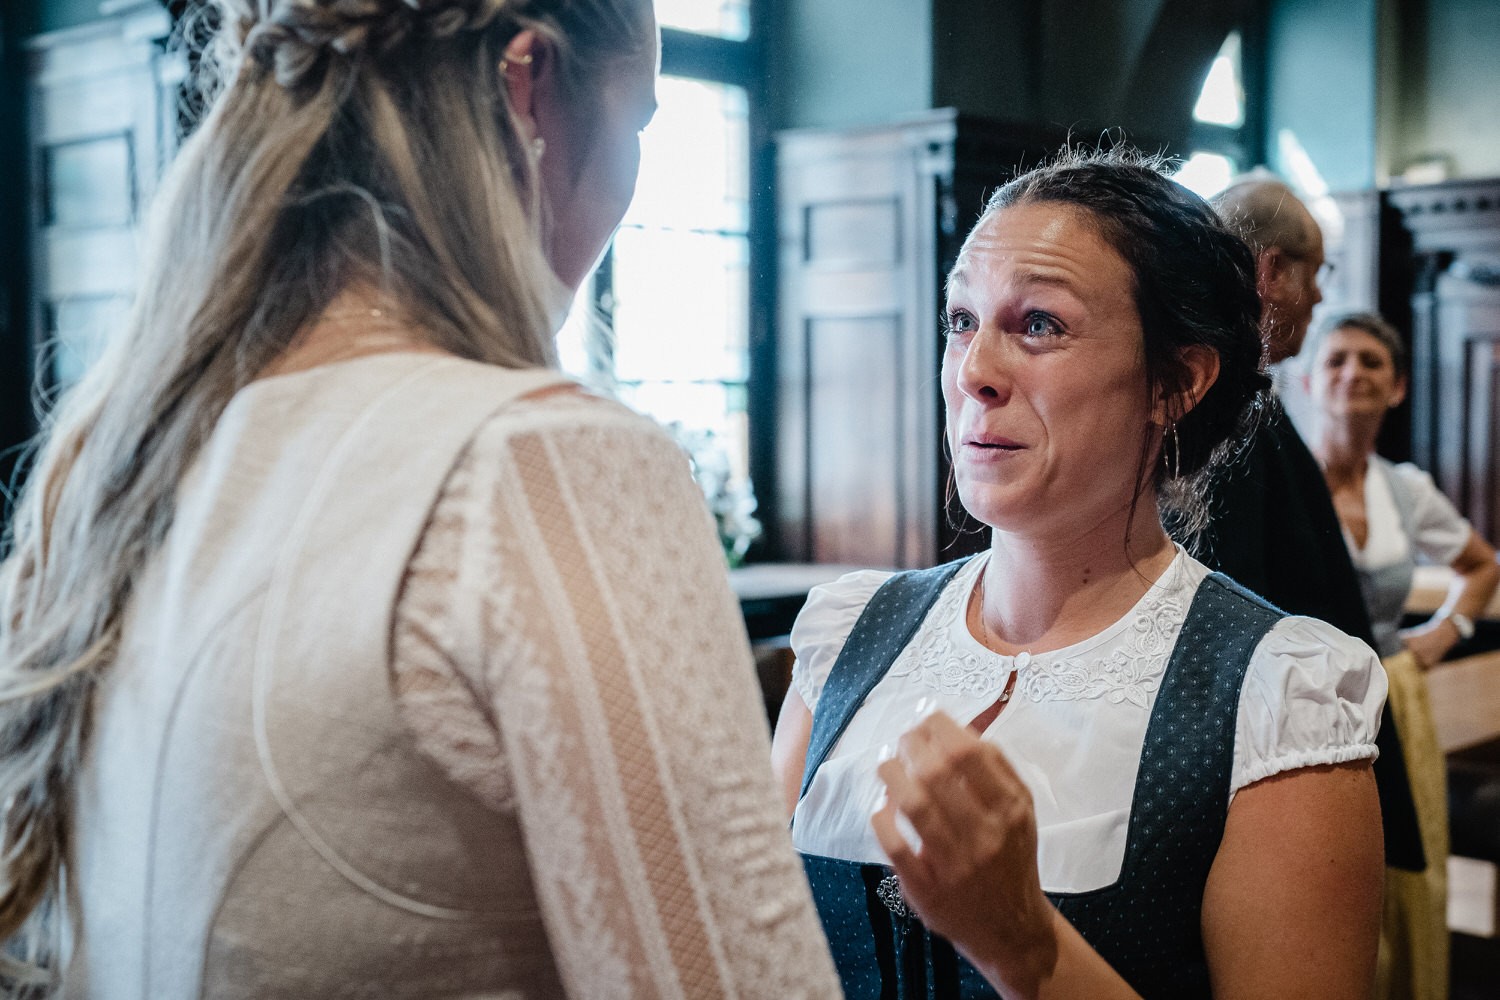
[1348,460,1470,572]
[789,549,1385,894]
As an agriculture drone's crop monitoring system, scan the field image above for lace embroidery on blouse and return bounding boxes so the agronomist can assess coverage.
[392,392,840,1000]
[885,557,1188,709]
[1015,587,1187,708]
[890,567,1012,698]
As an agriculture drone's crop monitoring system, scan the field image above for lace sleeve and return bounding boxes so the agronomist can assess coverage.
[397,393,841,999]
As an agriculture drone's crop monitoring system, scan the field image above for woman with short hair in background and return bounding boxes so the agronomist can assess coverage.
[1309,310,1500,1000]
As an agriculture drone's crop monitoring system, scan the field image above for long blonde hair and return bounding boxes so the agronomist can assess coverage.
[0,0,649,986]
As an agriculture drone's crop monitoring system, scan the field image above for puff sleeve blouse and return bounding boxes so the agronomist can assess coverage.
[788,550,1385,895]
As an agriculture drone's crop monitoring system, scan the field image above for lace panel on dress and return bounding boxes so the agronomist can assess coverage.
[392,393,839,1000]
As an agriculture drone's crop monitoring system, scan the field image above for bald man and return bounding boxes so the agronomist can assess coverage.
[1178,174,1424,871]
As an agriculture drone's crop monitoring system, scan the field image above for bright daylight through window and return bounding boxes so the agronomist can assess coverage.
[556,1,760,561]
[1175,31,1245,200]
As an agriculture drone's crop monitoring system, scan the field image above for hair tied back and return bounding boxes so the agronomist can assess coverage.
[244,0,512,93]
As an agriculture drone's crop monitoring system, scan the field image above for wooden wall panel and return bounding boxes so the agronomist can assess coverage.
[806,315,903,564]
[1470,337,1500,539]
[1388,179,1500,534]
[776,115,938,568]
[805,198,902,267]
[774,112,1061,568]
[26,3,179,393]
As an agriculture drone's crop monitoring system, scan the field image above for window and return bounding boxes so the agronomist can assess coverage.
[1174,151,1235,199]
[559,12,758,490]
[1192,32,1244,128]
[1175,31,1248,199]
[656,0,749,41]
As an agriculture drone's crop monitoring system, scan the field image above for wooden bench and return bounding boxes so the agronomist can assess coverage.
[1400,569,1500,940]
[1425,645,1500,938]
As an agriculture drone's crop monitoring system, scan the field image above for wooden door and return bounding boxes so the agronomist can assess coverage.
[1390,179,1500,537]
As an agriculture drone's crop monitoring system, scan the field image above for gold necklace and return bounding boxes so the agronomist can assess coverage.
[973,565,1032,669]
[258,305,436,379]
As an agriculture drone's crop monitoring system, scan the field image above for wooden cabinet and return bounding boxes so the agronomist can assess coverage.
[773,110,1060,568]
[1387,180,1500,538]
[24,0,181,392]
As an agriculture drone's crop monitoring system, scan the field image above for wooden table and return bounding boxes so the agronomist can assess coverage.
[1406,564,1500,618]
[1404,566,1500,754]
[1427,652,1500,755]
[730,562,883,643]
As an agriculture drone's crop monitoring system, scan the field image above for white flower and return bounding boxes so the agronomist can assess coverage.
[668,422,763,565]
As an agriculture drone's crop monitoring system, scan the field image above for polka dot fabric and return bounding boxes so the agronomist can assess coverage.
[1049,573,1280,998]
[798,558,972,800]
[800,569,1282,999]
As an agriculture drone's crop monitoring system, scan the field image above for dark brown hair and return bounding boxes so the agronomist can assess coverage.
[975,145,1270,537]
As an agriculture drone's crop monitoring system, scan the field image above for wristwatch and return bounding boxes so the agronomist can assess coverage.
[1448,612,1476,641]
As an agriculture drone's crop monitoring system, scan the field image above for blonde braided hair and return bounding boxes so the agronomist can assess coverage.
[0,0,651,991]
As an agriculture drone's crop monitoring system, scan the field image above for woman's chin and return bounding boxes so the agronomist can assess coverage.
[1320,400,1387,422]
[952,488,1033,535]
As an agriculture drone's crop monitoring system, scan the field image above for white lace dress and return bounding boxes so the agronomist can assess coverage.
[384,390,843,997]
[65,356,839,1000]
[789,550,1386,894]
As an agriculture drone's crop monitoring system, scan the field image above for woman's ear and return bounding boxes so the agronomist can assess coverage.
[1153,346,1222,426]
[1390,372,1409,410]
[500,30,546,140]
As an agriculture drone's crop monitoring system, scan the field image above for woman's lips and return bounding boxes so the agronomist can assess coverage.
[961,436,1025,460]
[964,433,1023,449]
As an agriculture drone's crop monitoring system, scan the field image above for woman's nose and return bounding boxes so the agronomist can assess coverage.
[954,331,1011,402]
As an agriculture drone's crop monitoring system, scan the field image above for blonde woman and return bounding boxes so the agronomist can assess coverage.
[1309,311,1500,1000]
[0,1,841,996]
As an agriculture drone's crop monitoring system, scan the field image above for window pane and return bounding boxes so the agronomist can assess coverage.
[555,273,604,383]
[1193,31,1244,128]
[1174,151,1236,199]
[619,380,749,482]
[623,77,748,234]
[610,227,748,383]
[604,72,752,501]
[656,0,749,40]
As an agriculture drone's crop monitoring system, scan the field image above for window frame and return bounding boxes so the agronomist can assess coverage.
[583,21,777,560]
[1185,20,1268,185]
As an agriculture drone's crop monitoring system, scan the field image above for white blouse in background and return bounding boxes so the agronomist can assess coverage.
[789,549,1385,894]
[1347,460,1469,571]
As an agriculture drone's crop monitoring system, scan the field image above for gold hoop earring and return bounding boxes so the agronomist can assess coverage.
[1163,424,1182,480]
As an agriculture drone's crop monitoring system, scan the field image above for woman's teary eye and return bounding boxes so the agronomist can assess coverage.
[942,310,976,338]
[1022,312,1061,338]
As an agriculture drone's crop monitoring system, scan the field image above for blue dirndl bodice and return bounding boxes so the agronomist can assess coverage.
[797,559,1284,1000]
